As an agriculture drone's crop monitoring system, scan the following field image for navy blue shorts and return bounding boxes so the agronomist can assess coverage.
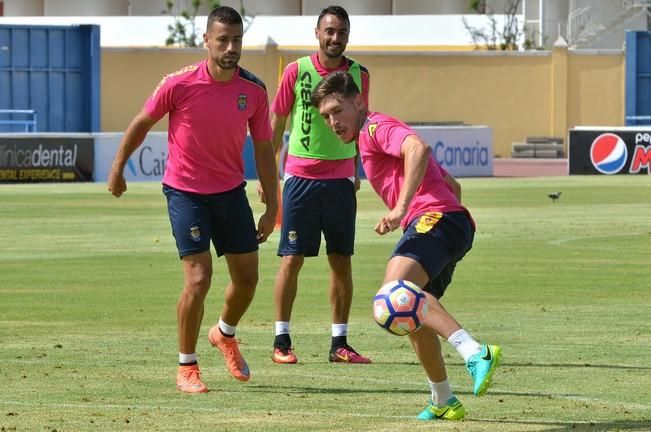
[278,176,356,257]
[391,211,474,299]
[163,183,258,258]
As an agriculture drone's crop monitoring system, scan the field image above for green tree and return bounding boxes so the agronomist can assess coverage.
[164,0,222,48]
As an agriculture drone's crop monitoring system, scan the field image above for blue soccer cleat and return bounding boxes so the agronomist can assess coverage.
[416,396,465,420]
[466,344,501,396]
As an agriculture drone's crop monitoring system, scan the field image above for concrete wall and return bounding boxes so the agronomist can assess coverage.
[128,0,172,16]
[2,0,518,16]
[301,0,392,15]
[43,0,129,16]
[128,0,299,16]
[101,46,624,158]
[568,0,649,49]
[3,0,44,16]
[221,0,301,16]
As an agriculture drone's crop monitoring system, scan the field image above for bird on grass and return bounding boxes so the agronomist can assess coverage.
[548,191,562,203]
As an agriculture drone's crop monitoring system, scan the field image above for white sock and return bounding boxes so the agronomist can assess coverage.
[179,352,197,364]
[428,378,454,406]
[218,318,236,336]
[447,329,481,362]
[332,323,348,337]
[275,321,290,336]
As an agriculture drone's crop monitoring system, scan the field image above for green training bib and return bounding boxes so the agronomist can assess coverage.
[287,56,362,160]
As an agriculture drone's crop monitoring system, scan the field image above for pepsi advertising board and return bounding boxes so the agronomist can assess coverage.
[569,127,651,175]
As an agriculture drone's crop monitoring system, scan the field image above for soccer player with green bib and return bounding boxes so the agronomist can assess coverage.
[266,6,371,364]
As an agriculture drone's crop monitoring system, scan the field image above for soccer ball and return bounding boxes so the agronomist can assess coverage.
[372,280,428,336]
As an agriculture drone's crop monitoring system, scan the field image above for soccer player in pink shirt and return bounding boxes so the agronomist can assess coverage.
[107,6,278,393]
[266,6,371,365]
[311,71,502,420]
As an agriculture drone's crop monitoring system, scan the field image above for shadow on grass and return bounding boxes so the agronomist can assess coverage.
[242,384,646,406]
[244,384,557,399]
[247,384,425,395]
[428,360,650,371]
[272,358,650,371]
[498,362,651,371]
[470,418,651,431]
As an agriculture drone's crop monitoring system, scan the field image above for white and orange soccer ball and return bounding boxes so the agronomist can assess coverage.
[373,280,428,336]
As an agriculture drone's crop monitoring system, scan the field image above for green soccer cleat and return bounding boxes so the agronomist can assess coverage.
[466,344,501,396]
[416,396,465,421]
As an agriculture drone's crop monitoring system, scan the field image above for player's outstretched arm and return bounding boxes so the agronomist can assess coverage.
[108,109,158,198]
[252,138,279,243]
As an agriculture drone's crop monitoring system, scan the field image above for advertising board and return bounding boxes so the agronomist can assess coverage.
[0,134,94,182]
[569,127,651,175]
[414,126,493,177]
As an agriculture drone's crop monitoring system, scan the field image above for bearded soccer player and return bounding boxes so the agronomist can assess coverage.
[311,71,501,420]
[264,5,372,365]
[107,6,277,393]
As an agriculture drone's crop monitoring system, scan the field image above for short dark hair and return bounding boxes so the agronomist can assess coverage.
[206,6,243,31]
[317,5,350,28]
[311,71,360,108]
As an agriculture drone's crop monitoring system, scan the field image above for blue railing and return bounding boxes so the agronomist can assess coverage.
[0,109,38,132]
[625,115,651,124]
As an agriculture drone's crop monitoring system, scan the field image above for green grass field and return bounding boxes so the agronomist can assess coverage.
[1,176,650,432]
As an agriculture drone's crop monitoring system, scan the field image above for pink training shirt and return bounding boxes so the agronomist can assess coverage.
[271,53,370,179]
[358,112,471,229]
[145,61,272,194]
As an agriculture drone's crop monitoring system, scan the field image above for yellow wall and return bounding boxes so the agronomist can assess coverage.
[102,48,274,133]
[357,53,553,156]
[567,53,624,130]
[101,47,624,157]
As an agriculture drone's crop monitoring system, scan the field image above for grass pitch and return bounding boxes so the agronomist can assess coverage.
[1,176,650,431]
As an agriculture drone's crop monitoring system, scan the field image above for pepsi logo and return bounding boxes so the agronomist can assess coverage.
[590,133,628,175]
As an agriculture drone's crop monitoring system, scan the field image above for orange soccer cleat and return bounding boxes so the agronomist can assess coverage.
[176,364,208,393]
[208,326,251,382]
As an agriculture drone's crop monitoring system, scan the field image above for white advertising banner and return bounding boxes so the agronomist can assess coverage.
[94,132,168,182]
[93,126,493,182]
[414,126,493,177]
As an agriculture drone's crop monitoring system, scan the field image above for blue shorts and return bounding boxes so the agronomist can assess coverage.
[391,211,474,299]
[278,176,356,257]
[163,183,258,258]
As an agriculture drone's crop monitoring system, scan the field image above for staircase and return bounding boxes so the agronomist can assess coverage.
[568,0,651,48]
